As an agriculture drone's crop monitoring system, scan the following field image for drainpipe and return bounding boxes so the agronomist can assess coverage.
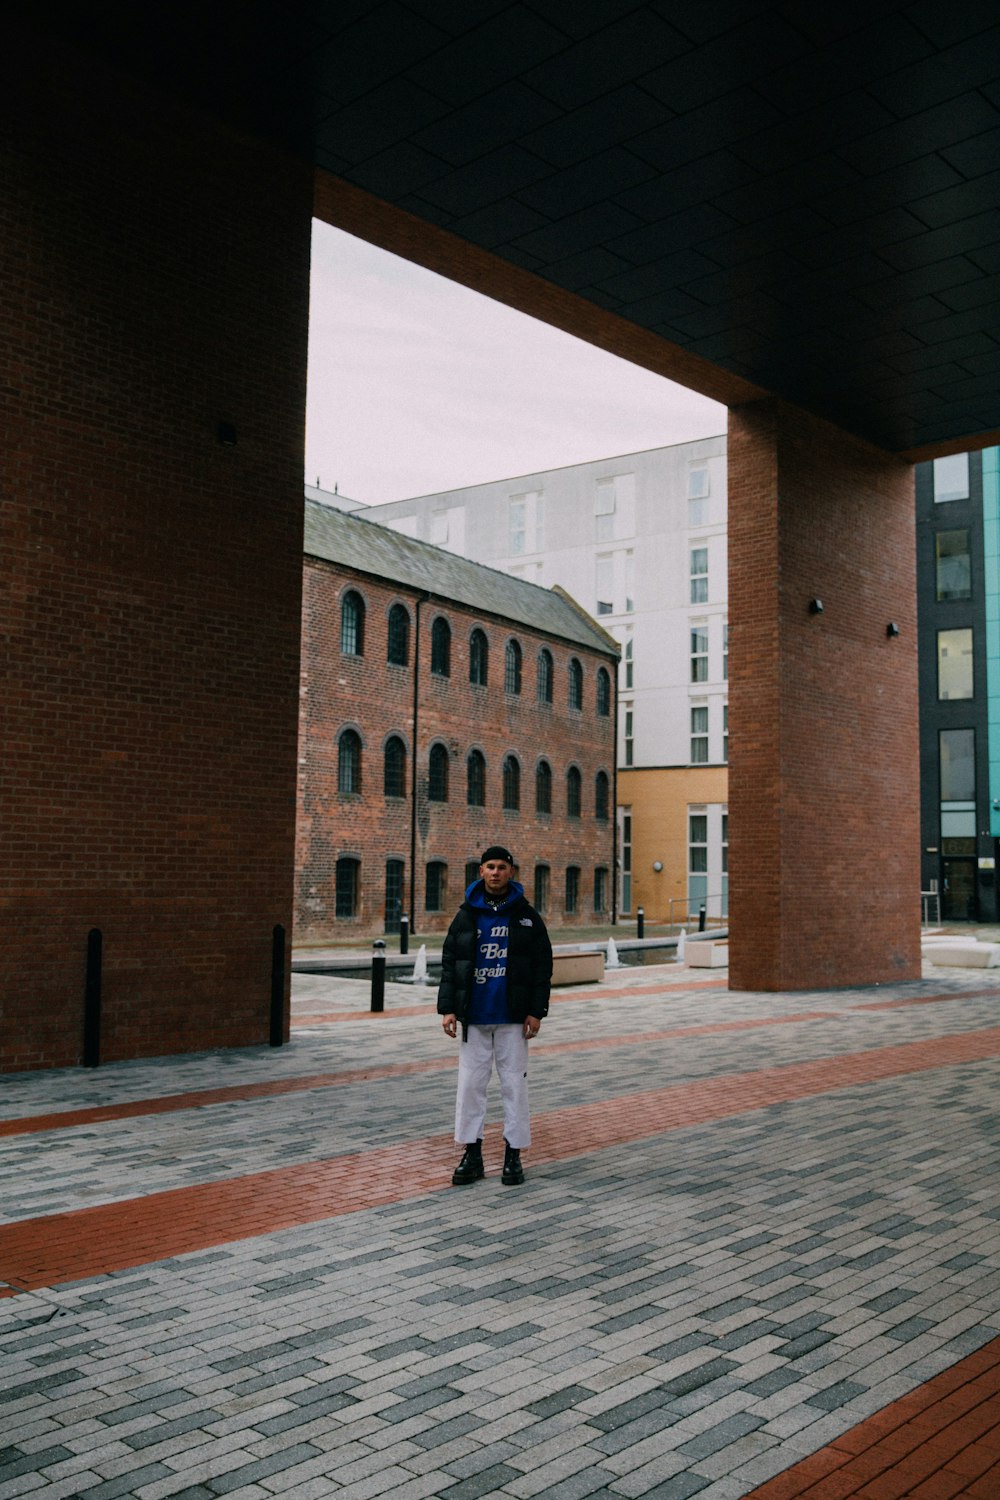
[409,593,429,932]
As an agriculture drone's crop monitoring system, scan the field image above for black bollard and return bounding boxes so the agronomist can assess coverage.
[371,940,386,1013]
[698,904,706,932]
[83,928,102,1067]
[637,906,644,940]
[270,924,286,1047]
[399,913,409,955]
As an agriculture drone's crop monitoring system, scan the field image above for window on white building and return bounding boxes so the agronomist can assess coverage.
[595,477,616,541]
[690,547,708,604]
[595,554,614,615]
[509,495,526,554]
[691,626,708,683]
[624,705,634,766]
[688,467,709,525]
[690,705,709,763]
[723,703,729,763]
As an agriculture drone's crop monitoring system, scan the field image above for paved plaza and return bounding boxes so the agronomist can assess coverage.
[4,957,1000,1497]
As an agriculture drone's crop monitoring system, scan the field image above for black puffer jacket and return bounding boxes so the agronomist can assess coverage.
[437,884,552,1028]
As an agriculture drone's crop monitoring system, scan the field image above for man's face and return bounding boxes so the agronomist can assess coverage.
[480,858,513,897]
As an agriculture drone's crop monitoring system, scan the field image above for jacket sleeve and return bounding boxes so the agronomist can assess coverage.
[530,916,553,1019]
[437,915,460,1014]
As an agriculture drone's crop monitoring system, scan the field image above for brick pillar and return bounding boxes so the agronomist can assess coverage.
[2,30,312,1068]
[728,398,921,990]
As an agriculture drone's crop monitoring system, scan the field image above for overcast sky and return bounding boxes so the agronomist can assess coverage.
[305,220,726,507]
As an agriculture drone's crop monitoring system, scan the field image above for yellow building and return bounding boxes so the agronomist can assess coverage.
[618,766,728,927]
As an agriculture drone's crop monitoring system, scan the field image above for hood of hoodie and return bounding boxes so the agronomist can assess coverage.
[465,878,524,913]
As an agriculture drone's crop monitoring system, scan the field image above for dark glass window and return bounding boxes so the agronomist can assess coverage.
[428,743,449,801]
[940,729,975,802]
[534,864,550,913]
[384,859,404,933]
[535,759,552,815]
[505,639,522,695]
[596,666,611,717]
[465,860,480,891]
[338,729,361,795]
[503,754,520,811]
[537,649,553,704]
[469,628,488,685]
[387,603,409,665]
[567,765,581,817]
[431,617,451,677]
[335,857,359,918]
[595,770,609,821]
[936,530,972,601]
[467,749,486,806]
[565,866,580,914]
[383,736,406,798]
[425,861,447,912]
[569,658,583,711]
[340,591,364,656]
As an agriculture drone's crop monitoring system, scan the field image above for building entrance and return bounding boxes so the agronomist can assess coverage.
[942,857,977,921]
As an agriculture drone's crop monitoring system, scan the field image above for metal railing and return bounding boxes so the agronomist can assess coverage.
[921,888,941,927]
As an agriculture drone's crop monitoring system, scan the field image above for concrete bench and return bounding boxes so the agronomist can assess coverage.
[924,942,1000,968]
[551,950,605,985]
[685,939,729,968]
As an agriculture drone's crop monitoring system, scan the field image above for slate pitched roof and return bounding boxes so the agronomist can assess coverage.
[304,498,618,658]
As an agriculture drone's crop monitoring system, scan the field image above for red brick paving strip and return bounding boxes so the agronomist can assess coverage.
[5,1024,1000,1292]
[747,1335,1000,1498]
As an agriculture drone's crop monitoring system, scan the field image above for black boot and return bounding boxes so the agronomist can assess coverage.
[501,1139,524,1186]
[451,1141,484,1186]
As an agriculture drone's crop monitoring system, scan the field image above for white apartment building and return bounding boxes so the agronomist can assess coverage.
[327,434,730,924]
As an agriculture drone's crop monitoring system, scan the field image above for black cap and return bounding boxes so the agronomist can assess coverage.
[481,845,515,866]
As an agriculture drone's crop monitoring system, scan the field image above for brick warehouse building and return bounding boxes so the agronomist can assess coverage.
[296,499,619,942]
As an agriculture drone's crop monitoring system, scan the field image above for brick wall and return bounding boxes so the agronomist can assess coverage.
[295,559,618,940]
[728,398,921,989]
[2,28,312,1069]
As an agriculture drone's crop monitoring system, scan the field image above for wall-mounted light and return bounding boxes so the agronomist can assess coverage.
[217,421,238,446]
[886,622,900,637]
[808,598,823,614]
[652,860,663,872]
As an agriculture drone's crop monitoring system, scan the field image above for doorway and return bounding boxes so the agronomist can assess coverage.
[942,857,977,921]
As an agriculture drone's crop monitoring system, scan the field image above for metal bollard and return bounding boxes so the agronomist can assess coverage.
[399,913,409,954]
[698,904,706,932]
[83,928,102,1067]
[637,906,644,940]
[371,940,386,1013]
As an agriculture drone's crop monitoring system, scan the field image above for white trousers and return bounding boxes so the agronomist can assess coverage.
[455,1024,531,1150]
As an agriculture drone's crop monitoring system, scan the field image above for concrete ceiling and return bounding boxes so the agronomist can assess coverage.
[44,1,1000,456]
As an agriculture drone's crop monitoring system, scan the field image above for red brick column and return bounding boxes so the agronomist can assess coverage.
[728,398,920,989]
[2,30,312,1067]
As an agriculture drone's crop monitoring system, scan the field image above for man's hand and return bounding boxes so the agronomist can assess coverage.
[442,1014,457,1038]
[524,1017,540,1039]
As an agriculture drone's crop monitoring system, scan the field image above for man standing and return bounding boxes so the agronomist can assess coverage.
[438,845,552,1186]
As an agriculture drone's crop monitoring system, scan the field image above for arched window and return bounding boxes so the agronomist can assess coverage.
[431,616,451,677]
[567,764,581,818]
[425,861,447,913]
[595,770,610,821]
[505,638,522,695]
[385,859,404,933]
[467,749,486,807]
[338,729,362,795]
[534,864,550,913]
[428,743,449,802]
[503,754,521,811]
[340,591,365,656]
[596,666,611,717]
[469,628,488,686]
[383,736,406,798]
[565,865,580,914]
[387,603,409,666]
[335,857,359,918]
[594,867,609,913]
[535,759,552,815]
[537,648,553,704]
[568,657,583,711]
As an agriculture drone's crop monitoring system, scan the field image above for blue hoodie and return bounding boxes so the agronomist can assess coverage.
[464,878,524,1025]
